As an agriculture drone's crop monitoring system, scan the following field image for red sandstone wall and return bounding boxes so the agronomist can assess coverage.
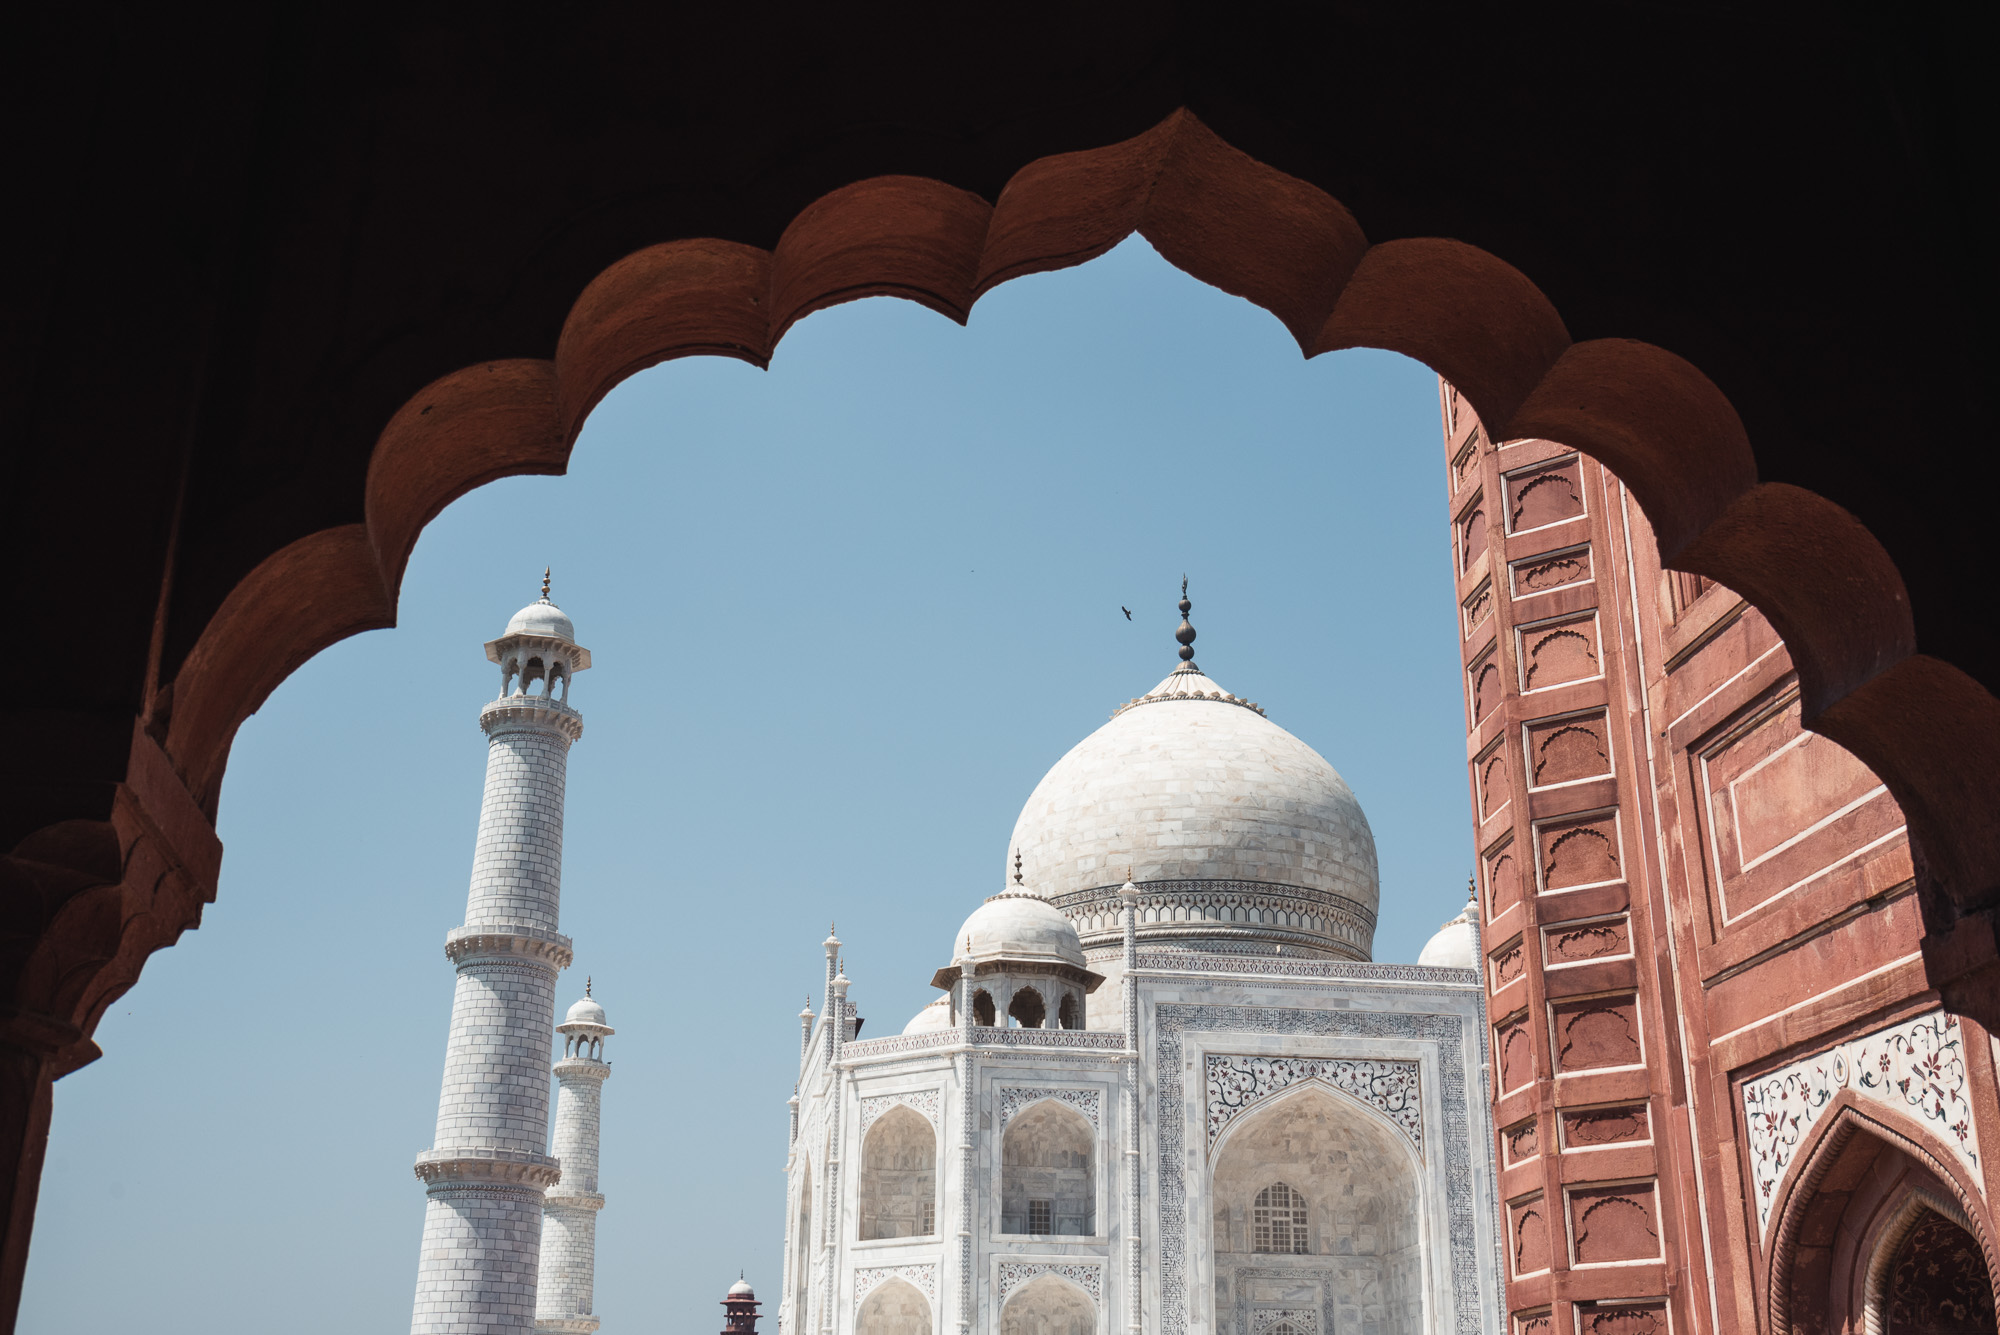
[1438,380,2000,1335]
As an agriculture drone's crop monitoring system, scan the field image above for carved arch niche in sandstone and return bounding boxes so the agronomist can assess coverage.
[859,1106,937,1241]
[1002,1100,1095,1237]
[1001,1272,1097,1335]
[1766,1104,2000,1335]
[857,1278,932,1335]
[1209,1085,1422,1335]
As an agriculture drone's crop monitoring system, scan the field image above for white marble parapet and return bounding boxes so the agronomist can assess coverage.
[481,695,585,741]
[413,1146,562,1189]
[445,925,575,970]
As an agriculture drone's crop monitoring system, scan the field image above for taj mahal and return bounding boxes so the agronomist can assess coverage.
[405,577,1503,1335]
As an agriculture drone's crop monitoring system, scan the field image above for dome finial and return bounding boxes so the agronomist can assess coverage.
[540,567,552,603]
[1013,849,1024,886]
[585,974,592,997]
[1175,576,1198,669]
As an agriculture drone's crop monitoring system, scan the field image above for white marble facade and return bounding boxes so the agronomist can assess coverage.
[781,623,1502,1335]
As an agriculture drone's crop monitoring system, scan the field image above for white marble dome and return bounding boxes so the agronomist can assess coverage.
[564,996,608,1027]
[1007,663,1379,958]
[1417,897,1479,969]
[954,891,1088,967]
[903,994,955,1034]
[505,597,577,643]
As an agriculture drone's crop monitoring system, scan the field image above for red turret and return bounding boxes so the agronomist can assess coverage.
[722,1275,761,1335]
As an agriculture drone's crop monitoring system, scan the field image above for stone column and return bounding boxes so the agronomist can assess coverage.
[1120,879,1142,1335]
[411,588,590,1335]
[537,993,614,1334]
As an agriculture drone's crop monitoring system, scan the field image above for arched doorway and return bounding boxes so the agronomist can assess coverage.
[1208,1085,1423,1335]
[1001,1100,1095,1237]
[858,1106,937,1241]
[1770,1109,1999,1335]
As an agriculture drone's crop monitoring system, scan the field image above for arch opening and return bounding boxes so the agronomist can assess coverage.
[1002,1100,1094,1237]
[858,1106,936,1241]
[1008,987,1046,1030]
[1210,1085,1422,1335]
[857,1279,932,1335]
[1000,1272,1096,1335]
[792,1154,813,1327]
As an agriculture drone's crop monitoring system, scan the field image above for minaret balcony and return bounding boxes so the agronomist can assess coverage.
[480,693,585,740]
[445,925,575,969]
[412,1146,562,1188]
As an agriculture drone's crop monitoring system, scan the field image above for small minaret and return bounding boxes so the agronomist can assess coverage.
[722,1276,762,1335]
[411,575,590,1335]
[538,981,614,1334]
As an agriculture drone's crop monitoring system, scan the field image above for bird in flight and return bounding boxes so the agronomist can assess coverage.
[1121,606,1133,620]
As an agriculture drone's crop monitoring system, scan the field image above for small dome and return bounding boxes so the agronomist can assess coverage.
[565,996,608,1026]
[903,995,954,1034]
[728,1279,756,1298]
[505,597,576,643]
[1417,899,1478,969]
[955,891,1086,968]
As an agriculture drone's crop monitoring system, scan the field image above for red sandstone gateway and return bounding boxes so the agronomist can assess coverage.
[1442,388,1996,1335]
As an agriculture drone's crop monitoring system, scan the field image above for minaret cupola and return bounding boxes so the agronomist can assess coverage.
[488,569,592,701]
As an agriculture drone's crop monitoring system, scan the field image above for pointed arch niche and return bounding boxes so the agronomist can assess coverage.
[856,1277,932,1335]
[1001,1099,1096,1237]
[858,1105,937,1241]
[1209,1084,1424,1335]
[1765,1101,1999,1335]
[1000,1271,1098,1335]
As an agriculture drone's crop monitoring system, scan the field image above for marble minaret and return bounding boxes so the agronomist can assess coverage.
[412,578,591,1334]
[537,983,614,1334]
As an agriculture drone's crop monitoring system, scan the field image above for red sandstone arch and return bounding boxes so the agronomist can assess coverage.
[12,103,2000,1324]
[1763,1097,1999,1335]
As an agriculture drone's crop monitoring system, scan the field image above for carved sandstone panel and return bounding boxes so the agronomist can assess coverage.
[1495,1011,1535,1093]
[1524,711,1613,789]
[1700,692,1901,922]
[1485,839,1522,920]
[1519,613,1602,693]
[1453,441,1478,494]
[1491,937,1526,989]
[1470,648,1503,725]
[1460,495,1490,572]
[1510,1194,1552,1276]
[1510,544,1593,598]
[1477,740,1510,823]
[1505,455,1585,533]
[1575,1301,1669,1335]
[1537,812,1623,893]
[1515,1311,1551,1335]
[1502,1117,1540,1166]
[1560,1103,1650,1150]
[1464,578,1494,639]
[1549,993,1643,1073]
[1543,916,1631,968]
[1566,1182,1661,1264]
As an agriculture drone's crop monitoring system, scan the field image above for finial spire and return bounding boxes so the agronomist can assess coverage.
[586,974,592,997]
[540,567,552,603]
[1175,576,1198,668]
[1013,849,1024,886]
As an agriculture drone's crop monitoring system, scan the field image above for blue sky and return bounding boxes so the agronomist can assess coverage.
[22,237,1471,1333]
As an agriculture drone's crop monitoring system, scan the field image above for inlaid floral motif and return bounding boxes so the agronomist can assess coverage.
[1741,1009,1979,1233]
[854,1263,937,1303]
[997,1261,1102,1301]
[1205,1054,1422,1152]
[858,1089,940,1132]
[999,1085,1102,1131]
